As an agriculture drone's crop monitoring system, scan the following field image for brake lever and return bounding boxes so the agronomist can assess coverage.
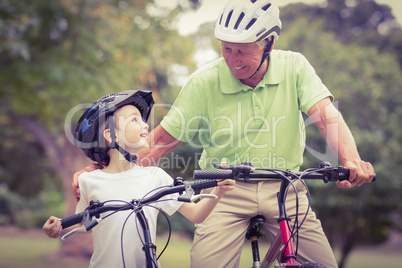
[61,225,87,242]
[174,193,218,203]
[61,208,102,241]
[190,194,218,202]
[61,218,101,242]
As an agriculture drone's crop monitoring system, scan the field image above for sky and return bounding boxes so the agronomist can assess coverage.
[175,0,402,35]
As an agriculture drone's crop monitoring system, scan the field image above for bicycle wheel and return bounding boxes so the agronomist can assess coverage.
[302,262,326,268]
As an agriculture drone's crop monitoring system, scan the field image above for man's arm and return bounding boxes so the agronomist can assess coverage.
[72,163,102,202]
[72,125,182,201]
[308,97,375,188]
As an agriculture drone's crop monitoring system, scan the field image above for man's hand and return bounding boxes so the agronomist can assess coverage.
[336,159,375,189]
[72,163,103,202]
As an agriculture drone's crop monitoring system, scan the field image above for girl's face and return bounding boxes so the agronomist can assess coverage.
[221,41,264,80]
[114,105,149,153]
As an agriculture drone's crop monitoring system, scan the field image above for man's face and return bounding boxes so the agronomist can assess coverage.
[221,41,264,80]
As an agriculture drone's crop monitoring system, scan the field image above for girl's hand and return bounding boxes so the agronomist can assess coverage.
[216,179,235,194]
[43,216,62,238]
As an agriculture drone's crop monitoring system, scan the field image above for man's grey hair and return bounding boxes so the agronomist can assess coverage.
[256,37,273,50]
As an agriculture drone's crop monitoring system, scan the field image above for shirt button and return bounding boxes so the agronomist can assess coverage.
[253,93,257,96]
[255,106,259,110]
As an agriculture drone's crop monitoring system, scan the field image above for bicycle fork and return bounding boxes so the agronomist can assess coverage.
[250,179,302,268]
[274,178,301,267]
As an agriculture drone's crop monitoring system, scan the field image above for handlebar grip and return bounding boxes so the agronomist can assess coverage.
[61,212,85,229]
[191,179,218,191]
[193,170,233,180]
[338,168,377,182]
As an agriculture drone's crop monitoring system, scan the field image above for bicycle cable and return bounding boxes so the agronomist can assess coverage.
[121,210,137,268]
[100,200,134,220]
[254,167,317,261]
[119,192,178,267]
[133,201,174,260]
[282,174,300,260]
[284,167,329,258]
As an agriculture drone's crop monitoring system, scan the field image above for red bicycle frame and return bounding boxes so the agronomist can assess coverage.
[260,178,302,267]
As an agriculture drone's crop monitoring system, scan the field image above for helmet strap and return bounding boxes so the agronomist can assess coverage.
[107,115,138,164]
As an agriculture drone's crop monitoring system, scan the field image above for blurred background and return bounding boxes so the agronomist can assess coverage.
[0,0,401,267]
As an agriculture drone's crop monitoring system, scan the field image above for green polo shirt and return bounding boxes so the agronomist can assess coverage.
[161,50,333,170]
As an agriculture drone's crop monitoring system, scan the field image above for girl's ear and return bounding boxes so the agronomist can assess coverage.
[104,129,119,143]
[103,129,112,143]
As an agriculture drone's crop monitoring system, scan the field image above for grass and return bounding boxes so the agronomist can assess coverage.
[0,236,87,268]
[155,236,271,268]
[336,246,402,268]
[157,239,402,268]
[0,229,401,268]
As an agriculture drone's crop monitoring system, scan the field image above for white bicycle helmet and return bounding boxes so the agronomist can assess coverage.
[215,0,282,43]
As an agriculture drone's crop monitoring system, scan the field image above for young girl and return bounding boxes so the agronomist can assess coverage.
[43,90,235,267]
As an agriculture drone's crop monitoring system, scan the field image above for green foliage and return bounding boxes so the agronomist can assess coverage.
[281,0,402,66]
[0,0,200,232]
[0,114,59,197]
[0,0,197,128]
[277,9,402,253]
[0,186,64,228]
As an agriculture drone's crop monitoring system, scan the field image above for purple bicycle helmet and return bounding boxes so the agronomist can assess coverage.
[74,90,154,166]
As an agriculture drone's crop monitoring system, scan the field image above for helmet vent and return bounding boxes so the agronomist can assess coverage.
[261,3,271,11]
[245,18,257,30]
[234,12,245,30]
[214,1,281,43]
[225,10,234,28]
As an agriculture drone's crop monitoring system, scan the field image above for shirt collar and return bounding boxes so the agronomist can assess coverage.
[219,50,284,94]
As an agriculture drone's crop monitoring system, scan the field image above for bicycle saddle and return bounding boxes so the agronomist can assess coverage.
[246,215,266,239]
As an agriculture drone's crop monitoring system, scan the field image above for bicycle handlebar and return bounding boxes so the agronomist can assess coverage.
[193,162,376,183]
[61,162,376,230]
[61,179,218,229]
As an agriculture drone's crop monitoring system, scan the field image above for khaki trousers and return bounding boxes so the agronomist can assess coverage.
[190,181,338,268]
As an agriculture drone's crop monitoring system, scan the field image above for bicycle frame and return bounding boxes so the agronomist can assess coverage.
[194,162,376,268]
[246,179,301,268]
[60,178,219,268]
[62,201,160,268]
[260,178,301,268]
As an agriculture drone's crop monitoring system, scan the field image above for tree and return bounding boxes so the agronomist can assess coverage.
[281,0,402,66]
[277,13,402,268]
[0,0,198,260]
